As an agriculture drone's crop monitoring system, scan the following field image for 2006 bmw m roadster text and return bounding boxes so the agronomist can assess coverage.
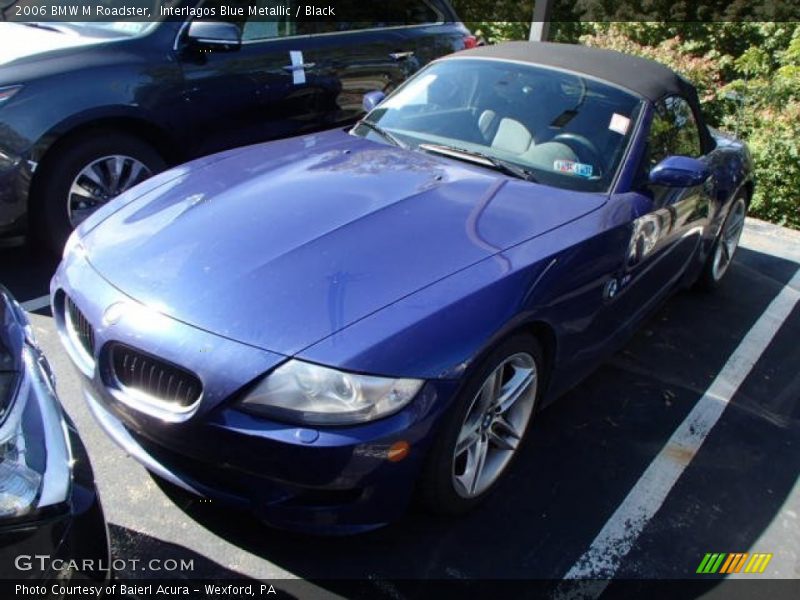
[51,42,753,533]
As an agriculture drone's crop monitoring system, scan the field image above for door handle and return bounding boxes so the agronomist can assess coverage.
[283,62,316,71]
[389,51,415,61]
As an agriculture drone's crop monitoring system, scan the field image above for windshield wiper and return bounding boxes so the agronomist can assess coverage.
[356,120,408,150]
[418,143,537,182]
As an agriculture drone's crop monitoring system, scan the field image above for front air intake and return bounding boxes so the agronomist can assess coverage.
[65,295,95,360]
[110,343,202,409]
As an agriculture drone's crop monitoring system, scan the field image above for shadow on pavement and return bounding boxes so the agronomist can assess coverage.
[108,524,250,580]
[0,243,59,303]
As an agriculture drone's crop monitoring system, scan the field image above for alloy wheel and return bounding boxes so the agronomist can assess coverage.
[452,352,537,498]
[712,197,747,282]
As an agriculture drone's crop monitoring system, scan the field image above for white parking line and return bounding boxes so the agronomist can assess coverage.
[21,294,51,312]
[562,268,800,590]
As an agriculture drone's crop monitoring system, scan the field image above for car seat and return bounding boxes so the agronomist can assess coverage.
[490,118,534,155]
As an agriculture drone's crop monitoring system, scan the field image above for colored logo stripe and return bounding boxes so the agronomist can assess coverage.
[745,553,773,573]
[696,553,726,574]
[697,552,772,574]
[720,553,749,574]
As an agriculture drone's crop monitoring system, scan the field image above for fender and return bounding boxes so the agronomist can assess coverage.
[30,105,181,166]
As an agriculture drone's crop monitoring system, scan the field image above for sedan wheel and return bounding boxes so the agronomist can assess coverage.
[68,155,153,228]
[31,131,165,256]
[419,334,544,514]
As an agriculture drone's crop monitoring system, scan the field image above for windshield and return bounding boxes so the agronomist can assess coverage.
[354,58,644,192]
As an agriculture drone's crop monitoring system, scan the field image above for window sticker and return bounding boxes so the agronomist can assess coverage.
[609,113,631,135]
[554,159,594,178]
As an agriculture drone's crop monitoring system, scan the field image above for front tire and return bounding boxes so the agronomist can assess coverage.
[31,131,166,256]
[419,334,544,515]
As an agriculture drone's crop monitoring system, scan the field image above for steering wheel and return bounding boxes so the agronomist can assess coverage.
[551,133,603,176]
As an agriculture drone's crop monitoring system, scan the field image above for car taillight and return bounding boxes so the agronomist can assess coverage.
[463,35,478,49]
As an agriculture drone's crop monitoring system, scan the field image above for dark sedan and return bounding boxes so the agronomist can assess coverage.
[53,42,753,533]
[0,0,473,253]
[0,286,109,581]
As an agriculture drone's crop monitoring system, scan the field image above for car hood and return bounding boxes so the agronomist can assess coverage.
[84,129,606,356]
[0,23,105,67]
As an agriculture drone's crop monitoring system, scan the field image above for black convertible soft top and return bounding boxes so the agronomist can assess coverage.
[454,41,695,104]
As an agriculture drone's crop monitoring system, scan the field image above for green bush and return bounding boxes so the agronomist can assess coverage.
[724,29,800,228]
[742,102,800,228]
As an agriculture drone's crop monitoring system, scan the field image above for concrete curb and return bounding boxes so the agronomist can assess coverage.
[742,218,800,264]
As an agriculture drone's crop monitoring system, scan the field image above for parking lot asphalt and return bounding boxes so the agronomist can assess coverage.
[1,219,799,597]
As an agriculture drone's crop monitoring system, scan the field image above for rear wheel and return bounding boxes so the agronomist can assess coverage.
[31,132,165,255]
[419,334,544,515]
[696,195,747,290]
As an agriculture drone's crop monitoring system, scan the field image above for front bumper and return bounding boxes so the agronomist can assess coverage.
[52,254,460,534]
[83,381,451,534]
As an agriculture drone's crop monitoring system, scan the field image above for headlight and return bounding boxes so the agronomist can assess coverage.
[0,368,42,516]
[239,360,423,426]
[0,293,71,519]
[0,84,23,107]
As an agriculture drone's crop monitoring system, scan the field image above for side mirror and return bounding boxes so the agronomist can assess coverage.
[649,156,710,187]
[362,90,386,113]
[187,21,241,50]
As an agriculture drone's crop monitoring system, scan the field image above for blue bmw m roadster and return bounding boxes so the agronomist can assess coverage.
[52,42,753,533]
